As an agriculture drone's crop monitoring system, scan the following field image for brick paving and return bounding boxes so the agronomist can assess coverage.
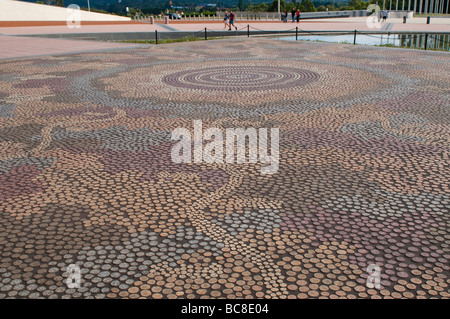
[0,35,148,60]
[0,38,448,299]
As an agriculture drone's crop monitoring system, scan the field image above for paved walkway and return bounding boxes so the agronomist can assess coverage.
[1,16,448,60]
[1,17,449,35]
[0,38,448,299]
[0,23,167,35]
[0,35,148,59]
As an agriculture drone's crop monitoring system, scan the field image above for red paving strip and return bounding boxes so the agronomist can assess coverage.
[0,35,148,59]
[172,21,376,32]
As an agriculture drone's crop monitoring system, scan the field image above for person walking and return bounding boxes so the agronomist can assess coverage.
[291,8,296,23]
[382,10,387,22]
[296,9,301,23]
[283,10,288,23]
[228,10,237,31]
[223,10,230,29]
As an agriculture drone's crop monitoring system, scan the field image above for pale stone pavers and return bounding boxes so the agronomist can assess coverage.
[0,35,149,59]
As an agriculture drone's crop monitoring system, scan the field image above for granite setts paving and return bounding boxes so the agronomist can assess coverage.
[0,38,449,299]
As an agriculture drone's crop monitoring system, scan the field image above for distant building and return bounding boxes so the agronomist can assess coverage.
[198,3,217,8]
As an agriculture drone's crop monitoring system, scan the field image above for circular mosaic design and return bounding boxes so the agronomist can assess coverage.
[162,66,320,91]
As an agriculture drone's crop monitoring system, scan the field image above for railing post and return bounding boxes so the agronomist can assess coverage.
[247,24,250,37]
[296,26,298,41]
[353,30,357,44]
[155,30,158,45]
[205,27,207,41]
[425,33,428,50]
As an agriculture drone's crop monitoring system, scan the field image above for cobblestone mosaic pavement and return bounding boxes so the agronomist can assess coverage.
[0,39,449,299]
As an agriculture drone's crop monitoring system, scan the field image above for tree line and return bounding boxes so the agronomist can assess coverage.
[243,0,378,13]
[30,0,381,16]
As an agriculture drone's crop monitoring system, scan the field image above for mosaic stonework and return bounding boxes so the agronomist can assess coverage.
[0,39,449,299]
[162,66,320,91]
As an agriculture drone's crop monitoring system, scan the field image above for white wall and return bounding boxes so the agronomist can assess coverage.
[0,0,131,21]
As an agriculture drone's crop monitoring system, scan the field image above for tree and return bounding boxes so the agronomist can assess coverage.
[127,7,137,17]
[238,0,245,11]
[249,3,269,12]
[348,0,370,10]
[302,0,316,12]
[286,2,296,11]
[268,0,286,12]
[258,3,269,11]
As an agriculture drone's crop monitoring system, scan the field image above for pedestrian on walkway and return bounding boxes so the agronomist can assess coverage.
[291,8,296,23]
[382,10,387,22]
[223,11,230,29]
[296,9,301,23]
[228,10,237,31]
[283,10,288,23]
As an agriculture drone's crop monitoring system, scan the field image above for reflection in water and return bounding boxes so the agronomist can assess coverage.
[278,34,450,51]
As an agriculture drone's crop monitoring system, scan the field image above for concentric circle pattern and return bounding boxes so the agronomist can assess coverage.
[162,66,320,91]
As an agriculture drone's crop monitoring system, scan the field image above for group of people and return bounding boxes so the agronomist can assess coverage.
[223,9,302,29]
[282,9,302,23]
[223,11,238,31]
